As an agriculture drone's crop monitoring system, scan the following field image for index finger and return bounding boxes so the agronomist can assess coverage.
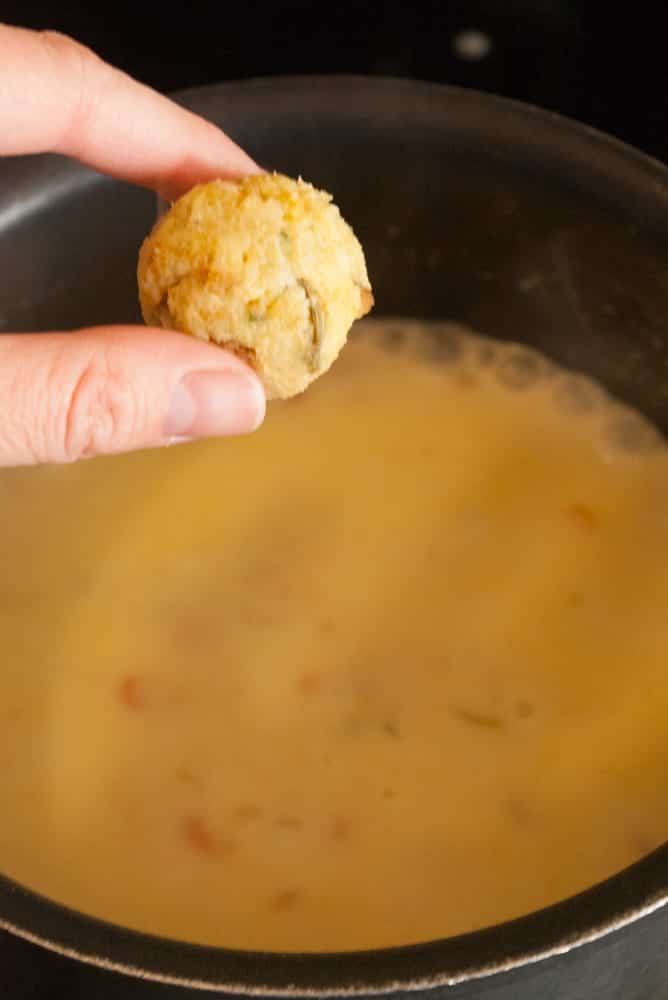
[0,23,260,200]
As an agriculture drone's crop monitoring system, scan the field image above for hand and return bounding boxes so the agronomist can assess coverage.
[0,23,266,466]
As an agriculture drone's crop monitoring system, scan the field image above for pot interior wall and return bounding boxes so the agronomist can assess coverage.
[3,79,668,429]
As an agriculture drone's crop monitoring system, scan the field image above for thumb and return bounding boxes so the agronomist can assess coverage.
[0,326,266,466]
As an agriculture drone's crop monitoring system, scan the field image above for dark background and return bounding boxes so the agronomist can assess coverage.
[1,0,667,162]
[1,0,666,995]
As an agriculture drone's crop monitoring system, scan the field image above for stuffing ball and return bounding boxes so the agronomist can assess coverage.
[137,173,374,399]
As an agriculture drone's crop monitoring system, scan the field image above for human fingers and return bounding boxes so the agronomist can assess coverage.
[0,23,260,199]
[0,325,266,466]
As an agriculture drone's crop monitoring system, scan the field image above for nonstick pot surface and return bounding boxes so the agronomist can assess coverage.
[1,78,668,999]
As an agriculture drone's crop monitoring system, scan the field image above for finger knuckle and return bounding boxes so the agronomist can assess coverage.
[38,31,105,149]
[59,353,140,462]
[39,29,97,76]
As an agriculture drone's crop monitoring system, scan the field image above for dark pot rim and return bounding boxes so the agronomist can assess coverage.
[2,851,668,995]
[1,75,668,995]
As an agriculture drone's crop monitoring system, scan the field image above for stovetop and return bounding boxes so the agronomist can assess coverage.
[0,1,666,996]
[2,0,667,162]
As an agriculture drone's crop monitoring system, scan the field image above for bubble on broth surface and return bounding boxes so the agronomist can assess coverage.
[382,324,407,352]
[493,344,553,391]
[419,324,464,366]
[552,373,606,417]
[359,321,668,466]
[474,339,500,369]
[601,408,665,458]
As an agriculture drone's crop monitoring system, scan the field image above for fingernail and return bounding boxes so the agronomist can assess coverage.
[165,370,265,440]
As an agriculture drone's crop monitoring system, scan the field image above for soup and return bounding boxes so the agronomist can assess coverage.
[1,319,668,952]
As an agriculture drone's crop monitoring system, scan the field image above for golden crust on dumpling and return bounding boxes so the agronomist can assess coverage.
[137,173,373,399]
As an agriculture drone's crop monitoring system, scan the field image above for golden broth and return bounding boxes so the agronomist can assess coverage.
[1,319,668,952]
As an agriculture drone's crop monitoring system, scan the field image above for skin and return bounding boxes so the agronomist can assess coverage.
[0,23,266,466]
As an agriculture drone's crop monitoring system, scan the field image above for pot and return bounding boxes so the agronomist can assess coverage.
[1,77,668,999]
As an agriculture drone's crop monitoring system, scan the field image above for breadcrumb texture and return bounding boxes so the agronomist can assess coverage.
[137,174,373,399]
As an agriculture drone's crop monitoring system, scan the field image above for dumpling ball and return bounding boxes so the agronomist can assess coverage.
[137,173,373,399]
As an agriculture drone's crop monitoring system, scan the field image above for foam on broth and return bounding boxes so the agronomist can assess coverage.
[1,318,668,952]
